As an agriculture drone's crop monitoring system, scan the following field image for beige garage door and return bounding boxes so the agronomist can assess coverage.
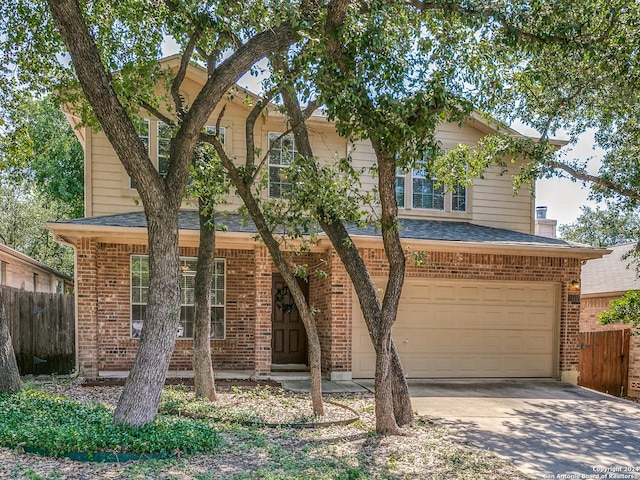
[352,279,559,378]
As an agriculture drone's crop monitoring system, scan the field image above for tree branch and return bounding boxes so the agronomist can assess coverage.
[547,159,640,202]
[246,87,279,172]
[171,31,200,114]
[139,100,175,126]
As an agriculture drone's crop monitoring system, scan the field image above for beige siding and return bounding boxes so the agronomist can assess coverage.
[85,64,532,232]
[471,165,533,233]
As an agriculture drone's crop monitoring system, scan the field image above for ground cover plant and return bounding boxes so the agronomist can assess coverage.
[0,388,219,457]
[0,380,528,479]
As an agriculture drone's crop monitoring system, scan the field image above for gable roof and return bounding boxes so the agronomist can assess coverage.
[47,211,606,259]
[581,243,639,295]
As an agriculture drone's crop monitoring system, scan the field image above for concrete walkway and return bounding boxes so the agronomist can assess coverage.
[357,379,640,479]
[279,378,370,394]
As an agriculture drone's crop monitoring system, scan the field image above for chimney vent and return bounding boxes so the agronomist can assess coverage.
[536,206,547,219]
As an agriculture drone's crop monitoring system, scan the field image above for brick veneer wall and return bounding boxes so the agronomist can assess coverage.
[580,295,640,397]
[77,242,258,376]
[76,236,583,381]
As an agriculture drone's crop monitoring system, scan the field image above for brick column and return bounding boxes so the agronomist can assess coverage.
[560,258,582,384]
[328,249,351,380]
[76,237,99,377]
[254,246,272,376]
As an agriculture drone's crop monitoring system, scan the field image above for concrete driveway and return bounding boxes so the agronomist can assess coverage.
[357,379,640,479]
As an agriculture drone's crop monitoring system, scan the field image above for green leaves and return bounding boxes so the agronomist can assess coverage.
[559,205,640,247]
[599,290,640,330]
[0,387,220,455]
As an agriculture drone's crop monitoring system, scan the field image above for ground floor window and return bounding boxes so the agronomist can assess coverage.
[130,255,225,339]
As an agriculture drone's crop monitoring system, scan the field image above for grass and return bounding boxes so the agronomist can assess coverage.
[0,388,220,456]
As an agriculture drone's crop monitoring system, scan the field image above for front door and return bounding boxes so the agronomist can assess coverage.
[271,274,308,365]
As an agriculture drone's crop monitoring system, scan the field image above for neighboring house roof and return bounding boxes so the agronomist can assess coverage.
[48,211,605,258]
[0,243,73,281]
[581,243,639,296]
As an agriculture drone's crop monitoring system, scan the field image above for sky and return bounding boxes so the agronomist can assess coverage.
[532,129,604,228]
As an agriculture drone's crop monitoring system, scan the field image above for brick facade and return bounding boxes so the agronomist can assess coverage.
[75,237,583,381]
[580,295,640,398]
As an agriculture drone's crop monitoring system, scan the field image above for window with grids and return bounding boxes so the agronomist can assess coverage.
[395,167,406,208]
[451,183,467,211]
[130,119,150,189]
[268,133,297,197]
[130,255,225,339]
[157,121,172,177]
[412,170,444,210]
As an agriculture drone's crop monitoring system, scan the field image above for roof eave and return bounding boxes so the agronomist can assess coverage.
[46,222,610,260]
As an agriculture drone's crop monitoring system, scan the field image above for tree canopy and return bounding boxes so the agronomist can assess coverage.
[559,205,640,248]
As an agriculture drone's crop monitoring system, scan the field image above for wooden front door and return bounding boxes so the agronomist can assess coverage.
[271,274,308,365]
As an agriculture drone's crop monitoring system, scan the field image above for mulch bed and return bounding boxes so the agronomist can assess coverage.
[81,378,281,388]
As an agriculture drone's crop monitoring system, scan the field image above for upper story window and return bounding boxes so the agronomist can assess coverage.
[129,121,226,190]
[412,169,445,210]
[131,255,226,340]
[395,167,406,208]
[395,167,468,213]
[268,133,297,198]
[451,183,467,212]
[1,261,6,285]
[157,121,172,177]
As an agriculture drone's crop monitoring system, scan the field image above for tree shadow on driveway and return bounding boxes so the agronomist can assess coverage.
[403,380,640,479]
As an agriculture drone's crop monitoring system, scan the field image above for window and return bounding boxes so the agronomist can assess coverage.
[452,183,467,212]
[130,119,150,189]
[268,133,297,197]
[395,156,468,213]
[204,125,225,146]
[0,261,6,285]
[395,167,406,208]
[130,255,225,339]
[55,279,64,294]
[412,169,445,210]
[32,273,38,292]
[157,121,172,178]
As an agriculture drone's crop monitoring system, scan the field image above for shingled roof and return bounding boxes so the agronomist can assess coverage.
[55,210,586,249]
[581,243,640,295]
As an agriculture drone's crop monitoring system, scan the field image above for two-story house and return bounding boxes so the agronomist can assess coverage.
[47,56,606,382]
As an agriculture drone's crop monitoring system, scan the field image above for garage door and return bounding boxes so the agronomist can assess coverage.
[352,279,559,378]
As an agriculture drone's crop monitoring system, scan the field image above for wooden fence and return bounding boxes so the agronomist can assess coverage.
[1,286,75,375]
[578,329,630,397]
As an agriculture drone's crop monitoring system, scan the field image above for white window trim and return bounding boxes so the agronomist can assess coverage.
[396,172,469,215]
[129,119,150,189]
[410,170,446,211]
[267,132,297,198]
[130,255,226,340]
[157,121,171,178]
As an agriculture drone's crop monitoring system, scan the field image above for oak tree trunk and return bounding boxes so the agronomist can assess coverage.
[390,339,413,426]
[222,166,325,415]
[193,204,217,400]
[0,290,21,392]
[278,77,411,432]
[113,211,181,426]
[374,331,402,434]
